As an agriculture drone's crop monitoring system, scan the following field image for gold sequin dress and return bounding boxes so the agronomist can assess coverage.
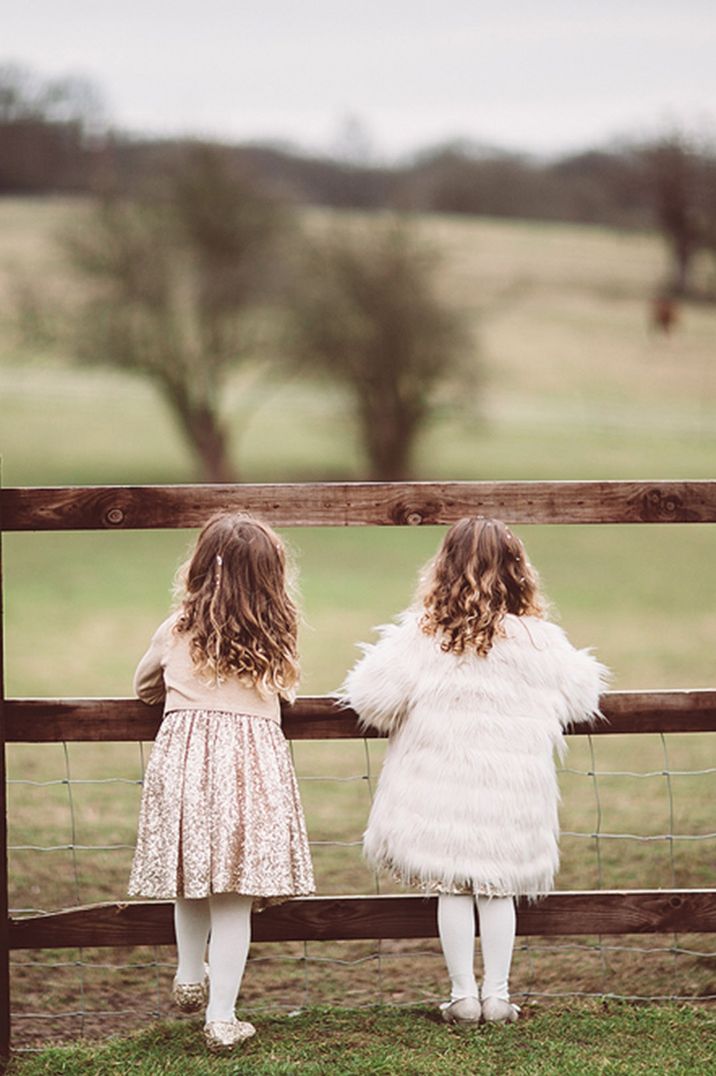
[128,616,315,907]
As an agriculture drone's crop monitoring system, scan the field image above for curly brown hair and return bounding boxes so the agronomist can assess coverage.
[419,516,545,657]
[174,512,300,699]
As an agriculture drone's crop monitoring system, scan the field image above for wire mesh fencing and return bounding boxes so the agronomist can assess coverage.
[6,724,716,1051]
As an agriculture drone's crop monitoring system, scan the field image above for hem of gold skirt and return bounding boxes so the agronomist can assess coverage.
[253,891,315,912]
[127,888,316,911]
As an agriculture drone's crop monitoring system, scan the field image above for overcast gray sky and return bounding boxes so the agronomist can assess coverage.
[5,1,715,158]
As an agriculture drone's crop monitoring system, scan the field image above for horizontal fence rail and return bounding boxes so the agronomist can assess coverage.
[10,891,716,950]
[6,690,716,953]
[4,690,716,742]
[3,480,716,530]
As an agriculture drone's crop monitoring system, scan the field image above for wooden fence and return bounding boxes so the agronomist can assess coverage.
[2,479,716,1059]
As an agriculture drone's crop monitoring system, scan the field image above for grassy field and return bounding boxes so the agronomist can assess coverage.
[1,197,715,1054]
[7,1003,716,1076]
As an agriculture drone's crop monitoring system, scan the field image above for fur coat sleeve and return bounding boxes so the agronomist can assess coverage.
[337,612,423,734]
[339,611,609,735]
[535,620,610,729]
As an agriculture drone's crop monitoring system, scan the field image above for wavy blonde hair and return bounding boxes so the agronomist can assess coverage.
[419,516,545,657]
[174,512,300,700]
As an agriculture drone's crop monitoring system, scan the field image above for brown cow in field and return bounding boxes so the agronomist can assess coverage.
[651,294,679,335]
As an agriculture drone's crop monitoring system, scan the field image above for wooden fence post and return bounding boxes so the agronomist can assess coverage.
[0,466,10,1063]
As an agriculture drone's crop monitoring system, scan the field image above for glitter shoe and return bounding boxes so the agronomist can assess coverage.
[171,964,209,1014]
[482,996,520,1023]
[204,1018,256,1054]
[440,996,482,1025]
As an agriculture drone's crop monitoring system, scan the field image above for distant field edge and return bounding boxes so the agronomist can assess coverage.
[2,480,716,530]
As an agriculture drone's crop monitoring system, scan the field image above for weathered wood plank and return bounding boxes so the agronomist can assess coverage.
[3,480,716,531]
[0,481,11,1060]
[4,691,716,743]
[598,690,716,731]
[9,890,716,949]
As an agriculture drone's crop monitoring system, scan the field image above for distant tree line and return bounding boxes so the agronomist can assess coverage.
[0,63,104,192]
[108,140,655,229]
[2,63,716,297]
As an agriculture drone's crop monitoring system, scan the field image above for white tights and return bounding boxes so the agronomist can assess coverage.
[437,893,516,1002]
[174,893,253,1022]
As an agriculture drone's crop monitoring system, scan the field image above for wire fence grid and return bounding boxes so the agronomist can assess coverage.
[7,729,716,1050]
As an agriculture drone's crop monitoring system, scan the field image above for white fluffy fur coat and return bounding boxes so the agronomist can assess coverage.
[340,610,609,899]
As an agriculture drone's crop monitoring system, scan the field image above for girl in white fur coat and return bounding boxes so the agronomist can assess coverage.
[340,517,609,1026]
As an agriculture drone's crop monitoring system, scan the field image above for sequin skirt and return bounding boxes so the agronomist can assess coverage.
[128,710,315,907]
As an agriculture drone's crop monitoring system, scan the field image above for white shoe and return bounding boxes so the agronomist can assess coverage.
[440,996,482,1025]
[482,996,520,1023]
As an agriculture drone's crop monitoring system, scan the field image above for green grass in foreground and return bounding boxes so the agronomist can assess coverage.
[7,1003,715,1075]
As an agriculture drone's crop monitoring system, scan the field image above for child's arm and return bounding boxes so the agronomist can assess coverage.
[336,615,419,735]
[133,618,171,705]
[545,622,610,730]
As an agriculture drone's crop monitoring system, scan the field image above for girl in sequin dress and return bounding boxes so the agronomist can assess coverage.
[129,512,314,1054]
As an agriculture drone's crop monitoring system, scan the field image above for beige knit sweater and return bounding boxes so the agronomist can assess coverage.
[133,613,281,724]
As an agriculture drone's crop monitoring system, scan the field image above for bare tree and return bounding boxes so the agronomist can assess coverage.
[287,219,471,480]
[641,135,700,295]
[638,131,716,297]
[65,145,287,481]
[698,154,716,268]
